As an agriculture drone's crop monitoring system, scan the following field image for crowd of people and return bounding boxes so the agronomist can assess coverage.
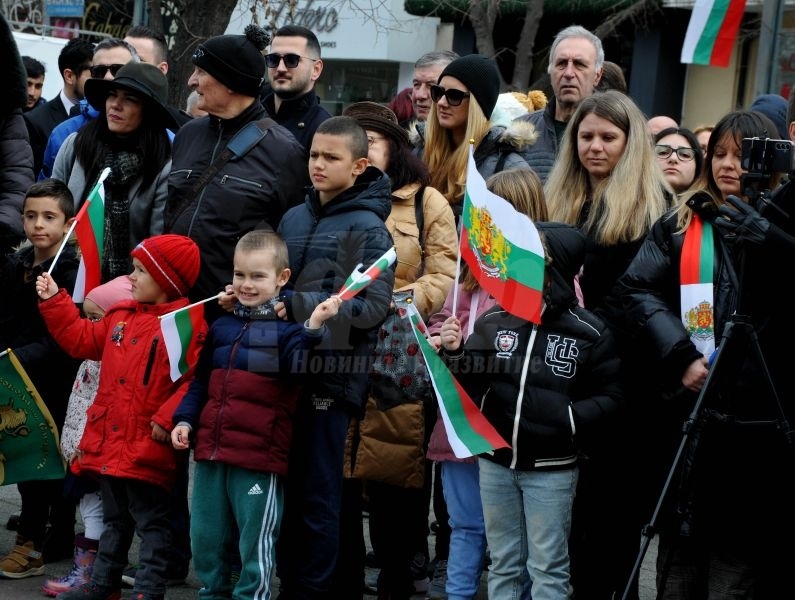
[0,9,793,600]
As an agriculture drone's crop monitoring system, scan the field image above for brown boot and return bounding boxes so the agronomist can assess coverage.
[0,535,44,578]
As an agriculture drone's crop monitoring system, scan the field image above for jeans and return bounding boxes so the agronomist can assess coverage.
[479,458,577,600]
[440,461,486,600]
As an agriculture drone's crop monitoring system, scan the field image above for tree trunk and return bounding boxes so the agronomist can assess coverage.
[510,0,543,91]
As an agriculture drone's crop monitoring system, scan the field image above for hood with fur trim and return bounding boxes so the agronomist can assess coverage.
[409,118,537,155]
[0,14,27,115]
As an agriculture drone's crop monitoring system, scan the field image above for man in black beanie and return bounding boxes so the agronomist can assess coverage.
[165,24,310,323]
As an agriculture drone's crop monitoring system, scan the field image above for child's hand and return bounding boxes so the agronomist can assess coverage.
[171,424,191,450]
[36,273,58,300]
[308,296,342,329]
[440,316,463,352]
[429,335,442,351]
[150,422,169,443]
[218,285,236,313]
[274,301,289,321]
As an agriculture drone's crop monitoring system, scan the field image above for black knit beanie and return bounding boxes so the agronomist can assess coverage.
[191,24,269,97]
[438,54,500,119]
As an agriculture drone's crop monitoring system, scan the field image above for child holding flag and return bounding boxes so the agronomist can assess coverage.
[35,233,207,600]
[170,230,339,600]
[438,221,623,600]
[0,179,81,577]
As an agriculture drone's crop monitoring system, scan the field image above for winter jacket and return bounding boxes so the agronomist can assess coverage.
[443,223,623,470]
[388,181,457,320]
[173,305,326,477]
[0,14,34,250]
[516,97,560,183]
[52,132,170,248]
[0,243,80,427]
[61,359,100,462]
[262,88,331,151]
[277,166,394,413]
[426,286,498,463]
[165,100,310,317]
[38,292,208,489]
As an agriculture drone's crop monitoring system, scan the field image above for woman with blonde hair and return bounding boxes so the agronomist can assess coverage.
[544,89,671,599]
[418,54,534,220]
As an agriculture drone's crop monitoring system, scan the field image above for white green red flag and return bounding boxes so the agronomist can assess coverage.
[681,0,747,67]
[160,302,205,381]
[336,247,397,301]
[72,167,111,303]
[680,213,715,357]
[461,148,545,324]
[406,302,509,459]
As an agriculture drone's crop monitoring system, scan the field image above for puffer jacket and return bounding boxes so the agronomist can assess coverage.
[52,132,170,248]
[388,181,457,320]
[516,97,559,183]
[278,166,394,413]
[444,223,623,470]
[166,100,310,313]
[38,292,208,489]
[172,306,325,477]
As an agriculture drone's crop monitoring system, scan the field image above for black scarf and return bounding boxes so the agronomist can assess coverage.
[101,148,143,282]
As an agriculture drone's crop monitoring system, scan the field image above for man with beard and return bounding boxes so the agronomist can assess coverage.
[261,25,330,151]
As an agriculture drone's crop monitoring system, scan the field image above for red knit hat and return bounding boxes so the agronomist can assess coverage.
[130,234,200,300]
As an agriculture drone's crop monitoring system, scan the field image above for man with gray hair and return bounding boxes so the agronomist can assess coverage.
[519,25,603,182]
[411,50,459,123]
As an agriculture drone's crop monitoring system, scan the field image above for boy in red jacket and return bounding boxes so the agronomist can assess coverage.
[35,234,207,600]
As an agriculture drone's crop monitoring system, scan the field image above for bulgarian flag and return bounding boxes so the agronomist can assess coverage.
[460,148,545,324]
[680,213,715,357]
[406,303,508,458]
[160,302,205,381]
[336,247,397,301]
[681,0,746,67]
[72,167,111,302]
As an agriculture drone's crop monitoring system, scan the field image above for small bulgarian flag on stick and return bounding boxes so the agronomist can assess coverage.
[49,167,111,302]
[159,295,216,381]
[681,0,747,67]
[336,247,397,301]
[405,302,508,458]
[460,146,545,324]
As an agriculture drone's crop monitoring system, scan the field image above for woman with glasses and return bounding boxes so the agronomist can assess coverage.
[653,126,704,195]
[613,110,795,598]
[52,61,175,283]
[417,54,534,222]
[544,89,670,599]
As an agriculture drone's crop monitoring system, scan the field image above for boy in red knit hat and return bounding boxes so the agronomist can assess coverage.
[35,233,207,600]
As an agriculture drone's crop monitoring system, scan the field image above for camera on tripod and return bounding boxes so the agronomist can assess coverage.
[740,136,794,200]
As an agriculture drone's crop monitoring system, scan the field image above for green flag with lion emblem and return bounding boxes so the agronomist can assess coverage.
[0,349,65,485]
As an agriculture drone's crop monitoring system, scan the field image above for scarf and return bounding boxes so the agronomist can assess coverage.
[101,148,143,282]
[680,212,715,357]
[233,296,281,320]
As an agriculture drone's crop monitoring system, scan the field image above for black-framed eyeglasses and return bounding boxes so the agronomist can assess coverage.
[265,53,317,69]
[654,144,696,162]
[90,64,125,78]
[429,84,470,107]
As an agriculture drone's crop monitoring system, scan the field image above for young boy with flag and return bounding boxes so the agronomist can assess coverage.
[0,179,81,577]
[170,230,339,600]
[35,233,207,600]
[438,222,623,600]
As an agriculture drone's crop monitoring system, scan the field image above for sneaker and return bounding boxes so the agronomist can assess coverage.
[410,552,429,594]
[427,559,448,599]
[0,538,45,578]
[121,566,185,588]
[53,582,121,600]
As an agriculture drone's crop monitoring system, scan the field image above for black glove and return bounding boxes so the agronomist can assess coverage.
[714,194,770,245]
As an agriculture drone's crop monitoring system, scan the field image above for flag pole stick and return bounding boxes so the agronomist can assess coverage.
[452,221,463,317]
[158,292,225,320]
[0,348,9,359]
[47,167,111,275]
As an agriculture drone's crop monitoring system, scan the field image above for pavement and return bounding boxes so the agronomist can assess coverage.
[0,460,657,599]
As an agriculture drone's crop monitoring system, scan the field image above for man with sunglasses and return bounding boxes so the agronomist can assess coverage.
[518,25,604,183]
[261,25,330,151]
[36,38,142,180]
[24,37,94,178]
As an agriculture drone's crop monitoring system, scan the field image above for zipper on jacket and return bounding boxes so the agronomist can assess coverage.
[187,129,225,236]
[510,325,538,469]
[220,174,263,188]
[143,336,159,386]
[211,323,249,460]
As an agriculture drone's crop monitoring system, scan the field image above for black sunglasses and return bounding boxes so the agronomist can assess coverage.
[264,53,316,69]
[654,144,696,162]
[429,84,470,107]
[90,64,125,78]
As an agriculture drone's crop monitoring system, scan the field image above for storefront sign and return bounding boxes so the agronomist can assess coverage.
[267,0,338,33]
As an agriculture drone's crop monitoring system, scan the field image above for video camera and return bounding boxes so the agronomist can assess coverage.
[740,136,794,201]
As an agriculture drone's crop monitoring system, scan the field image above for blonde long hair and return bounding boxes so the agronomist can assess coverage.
[423,96,491,205]
[545,90,669,245]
